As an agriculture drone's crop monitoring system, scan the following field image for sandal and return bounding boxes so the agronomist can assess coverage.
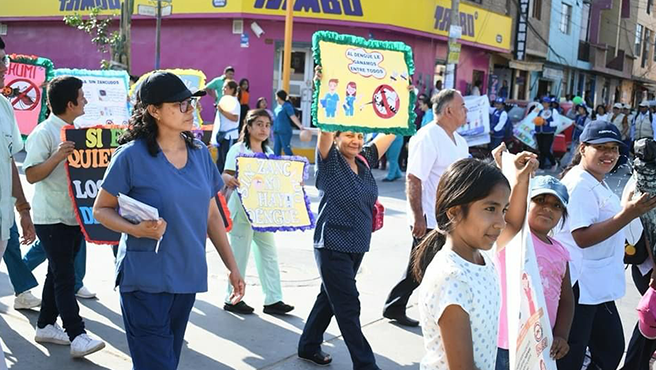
[298,350,332,366]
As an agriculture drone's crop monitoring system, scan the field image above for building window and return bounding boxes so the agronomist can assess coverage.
[649,0,653,14]
[580,3,591,42]
[636,25,644,57]
[644,29,652,68]
[531,0,541,20]
[560,4,572,34]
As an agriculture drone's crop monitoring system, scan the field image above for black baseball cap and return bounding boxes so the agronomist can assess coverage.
[138,71,206,105]
[579,120,626,146]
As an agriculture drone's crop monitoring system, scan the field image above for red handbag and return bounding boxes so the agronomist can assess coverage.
[356,155,385,232]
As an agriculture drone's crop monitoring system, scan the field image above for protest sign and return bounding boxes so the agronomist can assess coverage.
[63,125,124,244]
[312,31,416,135]
[458,95,491,147]
[236,153,314,232]
[514,103,574,149]
[130,69,206,127]
[55,69,130,128]
[502,153,557,370]
[63,125,232,243]
[1,54,54,135]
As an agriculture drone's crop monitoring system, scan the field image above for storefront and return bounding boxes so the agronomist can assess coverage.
[1,0,512,124]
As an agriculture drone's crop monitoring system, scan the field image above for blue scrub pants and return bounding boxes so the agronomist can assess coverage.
[299,248,379,370]
[121,291,196,370]
[274,131,293,156]
[385,135,403,180]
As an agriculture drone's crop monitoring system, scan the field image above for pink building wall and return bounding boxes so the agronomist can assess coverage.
[2,17,484,122]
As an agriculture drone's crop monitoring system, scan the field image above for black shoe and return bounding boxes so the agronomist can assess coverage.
[224,301,254,314]
[383,311,419,327]
[298,350,332,366]
[263,301,294,315]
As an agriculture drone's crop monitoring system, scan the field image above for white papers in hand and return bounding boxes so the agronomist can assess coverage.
[117,193,163,252]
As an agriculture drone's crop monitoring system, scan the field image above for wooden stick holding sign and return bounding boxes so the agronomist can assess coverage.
[235,153,315,232]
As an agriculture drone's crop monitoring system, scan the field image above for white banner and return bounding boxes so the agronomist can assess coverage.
[513,103,574,149]
[458,95,491,147]
[54,69,130,128]
[502,153,557,370]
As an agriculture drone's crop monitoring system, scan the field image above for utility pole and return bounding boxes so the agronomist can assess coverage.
[155,0,162,70]
[445,0,460,90]
[282,0,295,92]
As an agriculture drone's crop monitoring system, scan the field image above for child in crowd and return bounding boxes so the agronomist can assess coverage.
[414,152,537,370]
[221,109,294,315]
[493,148,575,368]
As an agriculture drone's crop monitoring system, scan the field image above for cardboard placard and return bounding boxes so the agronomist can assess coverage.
[235,153,314,232]
[63,125,124,244]
[1,54,54,135]
[54,69,130,127]
[312,31,416,135]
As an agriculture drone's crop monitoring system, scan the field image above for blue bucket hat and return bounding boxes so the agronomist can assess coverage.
[541,96,551,103]
[531,176,569,207]
[579,120,626,147]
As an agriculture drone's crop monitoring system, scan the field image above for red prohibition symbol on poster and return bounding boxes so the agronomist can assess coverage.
[8,78,40,111]
[371,84,400,119]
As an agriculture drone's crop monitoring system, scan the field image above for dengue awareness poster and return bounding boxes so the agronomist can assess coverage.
[130,69,207,128]
[514,103,574,149]
[502,153,557,370]
[55,69,130,128]
[458,95,491,147]
[312,31,417,135]
[235,153,315,232]
[1,54,54,135]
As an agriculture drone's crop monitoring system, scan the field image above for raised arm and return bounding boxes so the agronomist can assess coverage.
[497,151,538,249]
[371,134,398,160]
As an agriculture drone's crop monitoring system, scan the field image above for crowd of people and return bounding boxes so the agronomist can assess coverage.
[3,31,656,370]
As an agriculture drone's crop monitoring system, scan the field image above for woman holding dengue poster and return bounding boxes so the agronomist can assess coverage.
[220,108,295,316]
[296,66,401,369]
[92,71,245,370]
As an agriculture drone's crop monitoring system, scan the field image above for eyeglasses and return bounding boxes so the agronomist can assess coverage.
[178,98,197,113]
[1,55,9,69]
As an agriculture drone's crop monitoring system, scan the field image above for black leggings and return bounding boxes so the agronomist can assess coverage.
[557,284,624,370]
[535,133,555,168]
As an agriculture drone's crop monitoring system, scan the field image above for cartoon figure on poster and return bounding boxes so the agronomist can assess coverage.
[343,81,359,116]
[312,31,416,135]
[320,79,340,118]
[522,272,537,315]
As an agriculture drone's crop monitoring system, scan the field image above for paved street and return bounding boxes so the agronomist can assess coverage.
[0,156,644,370]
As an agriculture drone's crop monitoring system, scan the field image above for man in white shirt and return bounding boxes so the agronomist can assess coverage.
[0,35,36,370]
[383,89,470,327]
[632,101,656,142]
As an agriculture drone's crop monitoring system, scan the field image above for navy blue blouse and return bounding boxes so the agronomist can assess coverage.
[313,144,379,254]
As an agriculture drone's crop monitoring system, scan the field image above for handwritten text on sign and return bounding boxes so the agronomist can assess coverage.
[236,155,314,232]
[64,126,124,244]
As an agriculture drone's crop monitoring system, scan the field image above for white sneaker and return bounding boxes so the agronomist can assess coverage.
[35,324,70,345]
[75,286,96,299]
[14,291,41,310]
[70,333,105,358]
